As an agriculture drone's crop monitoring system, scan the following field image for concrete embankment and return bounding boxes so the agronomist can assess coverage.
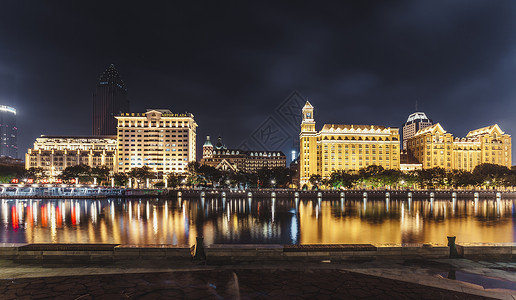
[178,189,516,200]
[1,243,514,263]
[1,188,516,199]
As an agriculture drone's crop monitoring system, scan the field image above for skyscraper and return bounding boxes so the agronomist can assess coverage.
[402,112,433,149]
[92,64,129,135]
[0,105,17,158]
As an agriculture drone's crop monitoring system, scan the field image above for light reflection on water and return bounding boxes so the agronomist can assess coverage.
[1,197,515,245]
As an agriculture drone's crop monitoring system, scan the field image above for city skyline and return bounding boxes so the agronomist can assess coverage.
[1,2,516,162]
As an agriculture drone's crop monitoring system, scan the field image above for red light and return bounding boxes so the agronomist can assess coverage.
[11,206,18,229]
[27,178,34,184]
[56,179,62,184]
[70,179,76,184]
[11,178,19,184]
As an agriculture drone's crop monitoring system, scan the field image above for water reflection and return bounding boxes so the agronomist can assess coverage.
[1,197,515,245]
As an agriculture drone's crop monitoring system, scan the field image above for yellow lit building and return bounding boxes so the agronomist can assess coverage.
[115,109,197,175]
[299,101,400,187]
[406,123,511,171]
[25,135,117,177]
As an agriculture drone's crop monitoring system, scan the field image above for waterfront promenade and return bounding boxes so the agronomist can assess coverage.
[0,255,514,299]
[1,185,515,199]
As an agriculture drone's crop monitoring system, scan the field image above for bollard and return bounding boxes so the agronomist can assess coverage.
[447,236,460,258]
[193,236,206,260]
[447,270,456,280]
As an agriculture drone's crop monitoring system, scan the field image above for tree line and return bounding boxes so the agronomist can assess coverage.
[309,163,516,190]
[3,162,515,190]
[1,162,296,188]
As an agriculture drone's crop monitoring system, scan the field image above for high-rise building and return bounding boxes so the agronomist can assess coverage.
[406,123,511,171]
[0,105,17,158]
[92,64,129,135]
[25,135,117,177]
[402,112,433,149]
[115,109,197,175]
[299,101,400,187]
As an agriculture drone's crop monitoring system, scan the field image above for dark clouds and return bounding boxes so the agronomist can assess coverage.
[0,1,515,161]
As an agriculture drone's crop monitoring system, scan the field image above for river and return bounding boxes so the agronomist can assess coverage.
[1,197,515,245]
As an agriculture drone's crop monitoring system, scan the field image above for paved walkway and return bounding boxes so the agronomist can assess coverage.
[0,259,514,299]
[0,269,498,299]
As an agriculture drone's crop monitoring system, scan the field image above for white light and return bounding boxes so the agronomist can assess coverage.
[0,105,16,115]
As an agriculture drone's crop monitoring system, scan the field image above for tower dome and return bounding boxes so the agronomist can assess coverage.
[203,135,213,147]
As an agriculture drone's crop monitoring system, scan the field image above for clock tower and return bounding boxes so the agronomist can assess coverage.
[299,101,318,187]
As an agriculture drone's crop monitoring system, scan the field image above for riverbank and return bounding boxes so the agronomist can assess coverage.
[1,245,515,299]
[1,242,515,262]
[1,188,516,199]
[2,260,512,299]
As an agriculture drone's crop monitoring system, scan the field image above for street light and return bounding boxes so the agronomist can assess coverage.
[271,179,276,188]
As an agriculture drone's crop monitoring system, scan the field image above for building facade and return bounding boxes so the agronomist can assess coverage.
[402,112,433,149]
[25,136,117,177]
[92,64,130,136]
[406,123,511,171]
[115,109,197,174]
[201,136,286,172]
[299,101,400,186]
[0,105,17,158]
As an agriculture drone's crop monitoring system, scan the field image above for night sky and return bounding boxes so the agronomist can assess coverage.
[1,1,515,163]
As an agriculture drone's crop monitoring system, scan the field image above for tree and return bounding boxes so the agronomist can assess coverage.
[113,173,128,187]
[473,163,510,187]
[91,165,110,185]
[309,174,322,190]
[128,166,154,188]
[197,164,222,186]
[415,168,449,189]
[23,167,45,181]
[449,170,475,188]
[60,164,92,183]
[0,163,25,183]
[399,171,418,189]
[167,173,186,188]
[328,170,356,189]
[381,169,402,188]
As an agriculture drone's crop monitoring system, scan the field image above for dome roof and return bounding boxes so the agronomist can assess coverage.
[203,136,213,147]
[215,136,226,150]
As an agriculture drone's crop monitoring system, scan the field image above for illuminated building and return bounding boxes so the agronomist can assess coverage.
[402,111,433,149]
[92,64,129,136]
[299,101,400,186]
[202,135,214,159]
[201,136,286,172]
[406,123,511,171]
[0,105,17,158]
[399,149,422,172]
[115,109,197,174]
[25,136,117,177]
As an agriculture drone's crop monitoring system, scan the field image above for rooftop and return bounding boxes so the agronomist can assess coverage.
[0,105,16,115]
[38,135,117,140]
[467,124,505,137]
[405,112,432,124]
[203,136,213,147]
[414,123,446,136]
[320,124,394,134]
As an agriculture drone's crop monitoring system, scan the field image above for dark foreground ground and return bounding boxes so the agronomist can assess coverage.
[0,268,500,300]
